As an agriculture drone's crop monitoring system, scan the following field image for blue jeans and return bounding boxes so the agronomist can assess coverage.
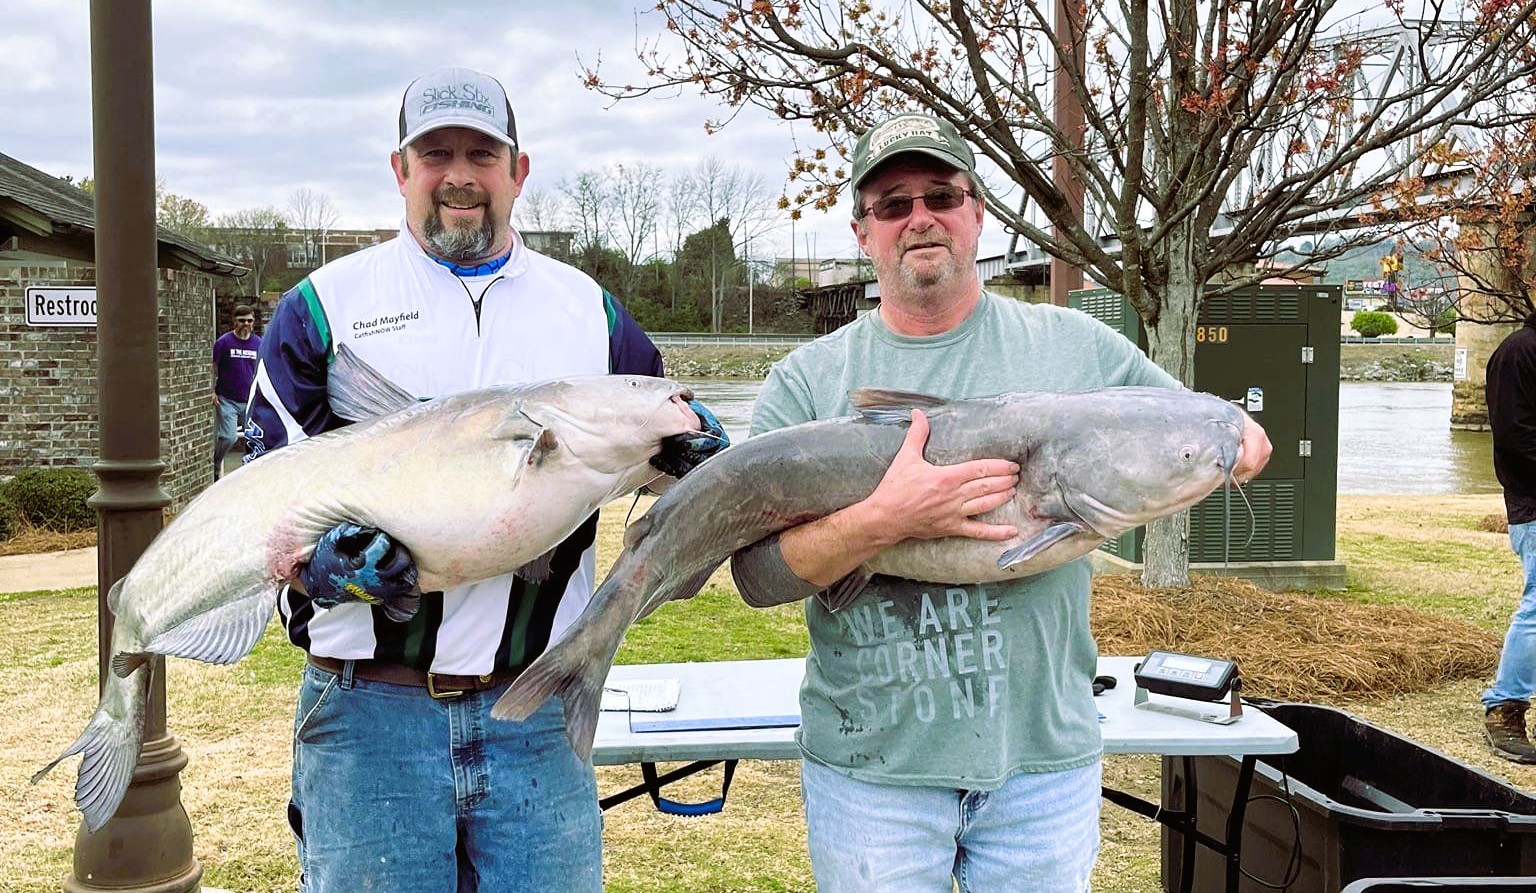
[1484,521,1536,708]
[290,662,601,893]
[214,396,247,479]
[801,758,1102,893]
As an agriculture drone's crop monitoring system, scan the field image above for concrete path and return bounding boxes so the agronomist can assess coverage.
[0,546,97,594]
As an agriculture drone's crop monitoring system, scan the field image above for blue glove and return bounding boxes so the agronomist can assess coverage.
[301,523,421,622]
[650,399,730,479]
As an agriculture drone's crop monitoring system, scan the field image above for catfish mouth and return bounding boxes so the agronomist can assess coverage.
[652,389,699,439]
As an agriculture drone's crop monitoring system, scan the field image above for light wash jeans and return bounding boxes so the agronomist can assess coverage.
[801,758,1102,893]
[214,396,246,479]
[290,662,601,893]
[1484,520,1536,708]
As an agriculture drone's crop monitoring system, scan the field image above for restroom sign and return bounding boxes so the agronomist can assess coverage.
[25,287,98,326]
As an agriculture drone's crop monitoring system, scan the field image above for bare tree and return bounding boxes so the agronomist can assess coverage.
[1390,118,1536,323]
[611,162,664,297]
[664,171,702,309]
[559,171,613,261]
[588,0,1536,585]
[287,187,340,266]
[693,156,777,331]
[514,187,569,232]
[156,192,211,243]
[213,207,290,297]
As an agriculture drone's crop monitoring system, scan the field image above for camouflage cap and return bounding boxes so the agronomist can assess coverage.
[849,113,975,194]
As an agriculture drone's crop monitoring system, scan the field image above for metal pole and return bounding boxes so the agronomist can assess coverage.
[1050,0,1086,307]
[70,2,202,891]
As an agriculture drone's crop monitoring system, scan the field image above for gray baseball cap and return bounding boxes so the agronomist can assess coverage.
[398,67,518,151]
[850,113,975,192]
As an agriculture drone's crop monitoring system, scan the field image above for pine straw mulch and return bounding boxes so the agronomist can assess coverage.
[0,523,95,557]
[1090,573,1500,703]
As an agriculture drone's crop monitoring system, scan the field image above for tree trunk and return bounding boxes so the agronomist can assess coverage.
[1140,228,1202,588]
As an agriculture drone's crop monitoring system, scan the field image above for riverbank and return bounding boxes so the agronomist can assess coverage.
[661,341,1454,381]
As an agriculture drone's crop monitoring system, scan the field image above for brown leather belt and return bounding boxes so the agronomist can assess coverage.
[308,655,518,699]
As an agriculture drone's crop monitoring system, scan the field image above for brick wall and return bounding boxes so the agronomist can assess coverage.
[1,262,222,512]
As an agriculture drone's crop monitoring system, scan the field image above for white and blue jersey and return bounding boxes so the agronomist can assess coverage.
[246,222,663,675]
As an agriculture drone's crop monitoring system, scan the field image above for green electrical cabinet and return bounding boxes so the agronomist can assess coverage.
[1069,284,1341,569]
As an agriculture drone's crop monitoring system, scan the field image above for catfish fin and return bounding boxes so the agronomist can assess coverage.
[997,523,1084,570]
[849,388,948,425]
[517,550,556,583]
[487,410,546,443]
[527,428,559,465]
[328,344,420,421]
[142,582,277,664]
[111,652,152,679]
[105,578,126,614]
[816,569,872,612]
[379,592,423,623]
[635,563,720,622]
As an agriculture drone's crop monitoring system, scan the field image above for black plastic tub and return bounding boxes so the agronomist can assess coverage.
[1160,702,1536,892]
[1341,880,1536,892]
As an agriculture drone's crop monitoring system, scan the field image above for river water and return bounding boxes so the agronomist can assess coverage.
[681,379,1495,497]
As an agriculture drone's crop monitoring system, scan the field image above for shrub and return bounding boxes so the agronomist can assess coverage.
[2,467,98,532]
[1351,310,1399,338]
[0,490,17,541]
[1434,307,1458,336]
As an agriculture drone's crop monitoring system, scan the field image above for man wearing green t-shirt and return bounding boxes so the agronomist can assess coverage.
[730,113,1272,892]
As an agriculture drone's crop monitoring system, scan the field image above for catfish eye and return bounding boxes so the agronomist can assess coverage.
[626,379,640,388]
[1179,445,1196,462]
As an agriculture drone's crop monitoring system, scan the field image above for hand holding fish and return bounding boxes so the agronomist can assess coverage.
[776,409,1021,588]
[859,408,1021,543]
[1231,412,1272,485]
[650,399,731,479]
[299,523,420,619]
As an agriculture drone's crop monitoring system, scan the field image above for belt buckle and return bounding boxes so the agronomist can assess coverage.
[427,674,465,699]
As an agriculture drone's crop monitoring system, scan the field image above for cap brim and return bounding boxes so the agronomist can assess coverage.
[853,146,972,191]
[399,117,518,151]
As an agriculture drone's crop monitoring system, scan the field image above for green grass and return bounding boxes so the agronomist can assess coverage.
[617,587,809,665]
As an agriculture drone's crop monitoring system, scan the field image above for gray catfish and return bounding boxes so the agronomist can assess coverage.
[35,345,701,831]
[493,386,1246,758]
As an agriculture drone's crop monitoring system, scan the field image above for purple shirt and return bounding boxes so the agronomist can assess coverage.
[213,331,262,401]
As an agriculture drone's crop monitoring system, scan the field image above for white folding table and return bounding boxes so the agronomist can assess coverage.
[593,656,1299,893]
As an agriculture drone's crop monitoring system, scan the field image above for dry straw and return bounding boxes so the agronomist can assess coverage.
[1091,574,1500,702]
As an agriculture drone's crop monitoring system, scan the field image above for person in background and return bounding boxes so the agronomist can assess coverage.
[730,112,1272,892]
[244,66,724,892]
[211,303,259,480]
[1482,311,1536,763]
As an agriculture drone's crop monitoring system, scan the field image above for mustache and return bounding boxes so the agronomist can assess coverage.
[434,186,488,207]
[900,233,953,253]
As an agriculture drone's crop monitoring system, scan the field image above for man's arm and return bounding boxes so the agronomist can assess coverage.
[245,279,342,457]
[775,409,1019,586]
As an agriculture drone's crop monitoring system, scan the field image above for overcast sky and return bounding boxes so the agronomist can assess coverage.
[5,0,1021,265]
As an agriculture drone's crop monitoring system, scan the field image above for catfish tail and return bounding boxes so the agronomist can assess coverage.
[492,553,658,761]
[32,660,149,832]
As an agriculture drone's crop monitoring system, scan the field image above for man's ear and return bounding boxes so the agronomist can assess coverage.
[391,150,408,195]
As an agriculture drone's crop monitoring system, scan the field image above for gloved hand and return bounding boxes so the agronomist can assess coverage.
[650,399,730,479]
[301,523,420,620]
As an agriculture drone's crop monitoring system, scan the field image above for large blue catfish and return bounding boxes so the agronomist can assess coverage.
[493,386,1246,759]
[35,345,701,831]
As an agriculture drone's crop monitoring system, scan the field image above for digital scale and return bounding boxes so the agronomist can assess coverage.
[1133,651,1244,725]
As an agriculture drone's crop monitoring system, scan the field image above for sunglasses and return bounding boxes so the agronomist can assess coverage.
[858,185,976,222]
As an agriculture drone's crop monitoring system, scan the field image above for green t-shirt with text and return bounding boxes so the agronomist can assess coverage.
[751,292,1178,788]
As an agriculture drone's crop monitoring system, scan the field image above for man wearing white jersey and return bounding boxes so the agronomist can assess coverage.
[246,67,722,892]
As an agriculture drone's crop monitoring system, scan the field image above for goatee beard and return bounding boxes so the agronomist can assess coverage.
[422,206,497,262]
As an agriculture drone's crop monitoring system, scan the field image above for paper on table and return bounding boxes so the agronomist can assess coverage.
[600,678,681,713]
